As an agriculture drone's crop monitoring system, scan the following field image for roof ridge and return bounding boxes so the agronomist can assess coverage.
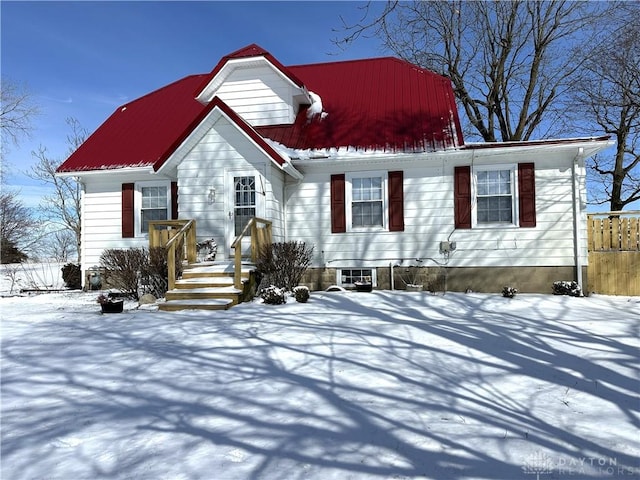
[288,56,395,68]
[288,56,448,79]
[225,43,270,59]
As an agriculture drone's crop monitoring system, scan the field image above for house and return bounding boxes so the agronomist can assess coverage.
[57,44,612,296]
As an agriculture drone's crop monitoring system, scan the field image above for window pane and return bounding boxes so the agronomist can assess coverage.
[352,201,383,227]
[353,177,382,201]
[476,169,513,224]
[234,207,255,235]
[499,170,511,193]
[141,186,168,232]
[477,170,511,196]
[352,176,383,227]
[141,208,167,233]
[141,186,167,209]
[477,196,512,223]
[477,171,488,196]
[234,176,257,235]
[497,196,513,222]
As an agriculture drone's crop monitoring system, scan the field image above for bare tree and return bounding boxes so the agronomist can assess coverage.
[0,191,40,262]
[571,4,640,211]
[46,229,77,263]
[336,1,604,142]
[28,117,86,259]
[1,78,39,150]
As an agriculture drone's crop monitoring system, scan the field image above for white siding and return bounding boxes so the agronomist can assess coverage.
[286,150,586,270]
[267,167,286,243]
[215,65,297,126]
[81,176,149,272]
[80,116,288,282]
[177,115,285,256]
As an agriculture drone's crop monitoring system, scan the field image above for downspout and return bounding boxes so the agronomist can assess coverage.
[282,162,303,243]
[572,147,584,293]
[390,262,395,290]
[75,177,87,289]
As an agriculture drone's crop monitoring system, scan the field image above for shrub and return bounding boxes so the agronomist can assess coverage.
[142,247,169,298]
[61,263,82,289]
[502,286,518,298]
[100,248,149,300]
[552,281,582,297]
[260,285,286,305]
[256,241,314,291]
[100,247,177,300]
[293,286,310,303]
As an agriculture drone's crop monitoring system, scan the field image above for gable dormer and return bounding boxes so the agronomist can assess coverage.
[195,44,311,127]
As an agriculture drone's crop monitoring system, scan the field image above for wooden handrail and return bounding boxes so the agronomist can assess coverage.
[148,219,197,291]
[231,217,272,289]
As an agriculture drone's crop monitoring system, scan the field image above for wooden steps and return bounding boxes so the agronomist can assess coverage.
[158,261,254,311]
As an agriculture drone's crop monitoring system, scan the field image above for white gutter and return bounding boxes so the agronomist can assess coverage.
[56,166,155,178]
[281,161,304,181]
[572,147,585,293]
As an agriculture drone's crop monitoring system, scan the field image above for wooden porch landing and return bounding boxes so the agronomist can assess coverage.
[159,261,255,311]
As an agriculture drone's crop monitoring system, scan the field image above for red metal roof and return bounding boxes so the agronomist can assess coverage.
[258,57,463,152]
[58,45,464,174]
[58,75,208,172]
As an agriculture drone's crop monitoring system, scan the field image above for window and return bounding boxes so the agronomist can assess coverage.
[233,176,256,236]
[476,169,513,224]
[338,268,377,288]
[140,186,168,233]
[473,167,517,227]
[331,171,404,233]
[454,163,536,230]
[351,177,383,227]
[345,172,387,230]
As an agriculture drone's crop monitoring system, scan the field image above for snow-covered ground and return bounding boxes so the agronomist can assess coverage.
[1,269,639,479]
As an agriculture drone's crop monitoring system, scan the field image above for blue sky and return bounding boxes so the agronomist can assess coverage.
[2,1,628,213]
[2,1,384,208]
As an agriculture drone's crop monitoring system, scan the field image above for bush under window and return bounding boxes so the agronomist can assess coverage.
[100,247,172,300]
[256,241,314,292]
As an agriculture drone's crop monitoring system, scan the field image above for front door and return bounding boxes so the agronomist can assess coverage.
[226,170,264,257]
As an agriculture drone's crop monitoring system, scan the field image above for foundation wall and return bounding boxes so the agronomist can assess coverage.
[301,266,587,294]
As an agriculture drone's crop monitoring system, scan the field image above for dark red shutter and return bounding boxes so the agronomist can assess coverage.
[171,181,178,220]
[122,183,135,238]
[518,163,536,227]
[388,171,404,232]
[454,166,472,229]
[330,174,346,233]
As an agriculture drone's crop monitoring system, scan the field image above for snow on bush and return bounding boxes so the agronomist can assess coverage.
[502,286,518,298]
[293,286,310,303]
[260,285,286,305]
[552,281,582,297]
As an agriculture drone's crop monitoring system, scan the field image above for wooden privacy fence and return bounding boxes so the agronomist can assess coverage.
[587,212,640,296]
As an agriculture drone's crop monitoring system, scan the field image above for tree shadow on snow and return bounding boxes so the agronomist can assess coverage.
[1,292,638,480]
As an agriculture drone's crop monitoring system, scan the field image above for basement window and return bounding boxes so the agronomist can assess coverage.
[338,268,377,288]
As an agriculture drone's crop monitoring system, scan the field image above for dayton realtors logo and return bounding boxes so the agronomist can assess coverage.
[523,452,639,478]
[522,451,554,480]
